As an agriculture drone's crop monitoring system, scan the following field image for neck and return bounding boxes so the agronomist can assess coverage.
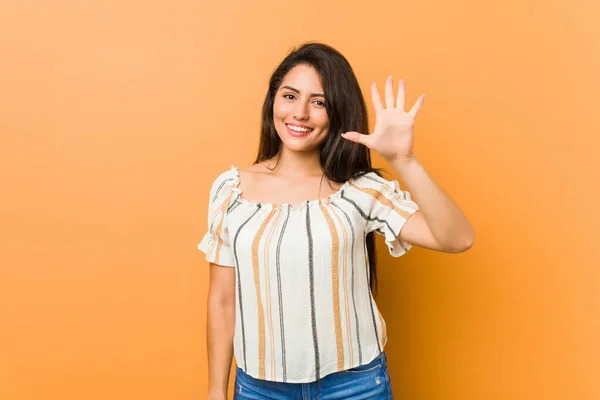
[268,147,323,177]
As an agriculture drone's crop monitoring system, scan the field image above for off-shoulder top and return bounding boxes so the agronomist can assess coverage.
[198,165,419,383]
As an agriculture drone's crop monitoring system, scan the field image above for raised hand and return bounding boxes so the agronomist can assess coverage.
[341,76,425,163]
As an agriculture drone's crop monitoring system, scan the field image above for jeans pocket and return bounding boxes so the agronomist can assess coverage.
[344,356,383,375]
[235,376,273,400]
[234,368,267,397]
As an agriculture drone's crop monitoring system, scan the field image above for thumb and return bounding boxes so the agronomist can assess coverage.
[341,131,372,147]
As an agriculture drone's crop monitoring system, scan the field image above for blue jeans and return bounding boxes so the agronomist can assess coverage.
[234,352,393,399]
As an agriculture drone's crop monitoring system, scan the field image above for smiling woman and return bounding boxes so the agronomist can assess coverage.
[273,67,329,146]
[200,42,473,400]
[277,82,324,132]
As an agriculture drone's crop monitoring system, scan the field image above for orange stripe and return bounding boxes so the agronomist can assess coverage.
[252,208,277,379]
[212,190,234,263]
[263,209,281,380]
[363,239,383,349]
[319,203,344,370]
[378,309,388,347]
[392,191,418,211]
[348,182,414,219]
[329,202,354,367]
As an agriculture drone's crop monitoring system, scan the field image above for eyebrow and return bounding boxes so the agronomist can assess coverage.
[281,85,325,98]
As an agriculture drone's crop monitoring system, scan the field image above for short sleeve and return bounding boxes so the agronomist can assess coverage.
[197,170,238,267]
[348,173,420,257]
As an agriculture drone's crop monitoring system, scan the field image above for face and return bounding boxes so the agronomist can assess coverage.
[272,64,330,153]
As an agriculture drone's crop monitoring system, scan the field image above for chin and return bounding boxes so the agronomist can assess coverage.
[278,139,315,153]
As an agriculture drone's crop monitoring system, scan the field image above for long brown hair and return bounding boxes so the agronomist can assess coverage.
[253,42,386,296]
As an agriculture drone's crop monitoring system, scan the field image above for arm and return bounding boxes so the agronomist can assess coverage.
[341,76,474,253]
[390,155,474,253]
[206,263,236,400]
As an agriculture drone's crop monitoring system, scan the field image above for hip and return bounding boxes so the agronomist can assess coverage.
[234,351,393,400]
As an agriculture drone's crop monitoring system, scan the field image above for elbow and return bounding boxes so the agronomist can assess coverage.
[444,230,475,253]
[207,290,236,310]
[454,231,475,253]
[208,298,234,311]
[461,234,475,252]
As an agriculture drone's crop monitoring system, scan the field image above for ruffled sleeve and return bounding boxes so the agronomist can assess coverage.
[197,168,239,267]
[346,172,420,257]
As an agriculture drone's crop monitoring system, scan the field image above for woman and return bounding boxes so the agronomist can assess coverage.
[199,42,474,400]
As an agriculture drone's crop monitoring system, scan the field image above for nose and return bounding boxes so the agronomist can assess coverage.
[293,101,309,120]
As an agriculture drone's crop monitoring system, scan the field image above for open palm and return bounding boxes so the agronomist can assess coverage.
[342,76,425,162]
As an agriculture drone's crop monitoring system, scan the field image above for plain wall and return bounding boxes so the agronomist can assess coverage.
[1,1,598,399]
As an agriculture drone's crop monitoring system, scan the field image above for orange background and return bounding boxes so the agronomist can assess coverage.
[1,1,598,399]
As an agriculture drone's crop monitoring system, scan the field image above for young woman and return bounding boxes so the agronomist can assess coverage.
[199,42,474,400]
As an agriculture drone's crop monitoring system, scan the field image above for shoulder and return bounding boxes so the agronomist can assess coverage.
[343,171,408,208]
[351,171,387,184]
[236,163,264,186]
[348,171,397,192]
[236,161,285,191]
[237,161,277,177]
[208,165,240,199]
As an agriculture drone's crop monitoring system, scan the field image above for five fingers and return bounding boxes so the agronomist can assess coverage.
[371,76,424,118]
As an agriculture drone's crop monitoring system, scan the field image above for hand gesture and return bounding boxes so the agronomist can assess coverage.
[341,76,425,163]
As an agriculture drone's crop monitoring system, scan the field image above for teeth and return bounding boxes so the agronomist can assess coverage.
[287,124,313,133]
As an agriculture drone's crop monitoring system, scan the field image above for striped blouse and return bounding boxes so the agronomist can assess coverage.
[198,165,419,383]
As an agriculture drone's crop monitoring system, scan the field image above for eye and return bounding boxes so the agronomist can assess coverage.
[283,94,296,100]
[313,100,325,107]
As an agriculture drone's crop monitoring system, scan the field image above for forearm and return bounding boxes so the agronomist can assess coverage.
[206,297,235,396]
[388,155,474,249]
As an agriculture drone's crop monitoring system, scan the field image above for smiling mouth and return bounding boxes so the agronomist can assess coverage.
[286,124,314,133]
